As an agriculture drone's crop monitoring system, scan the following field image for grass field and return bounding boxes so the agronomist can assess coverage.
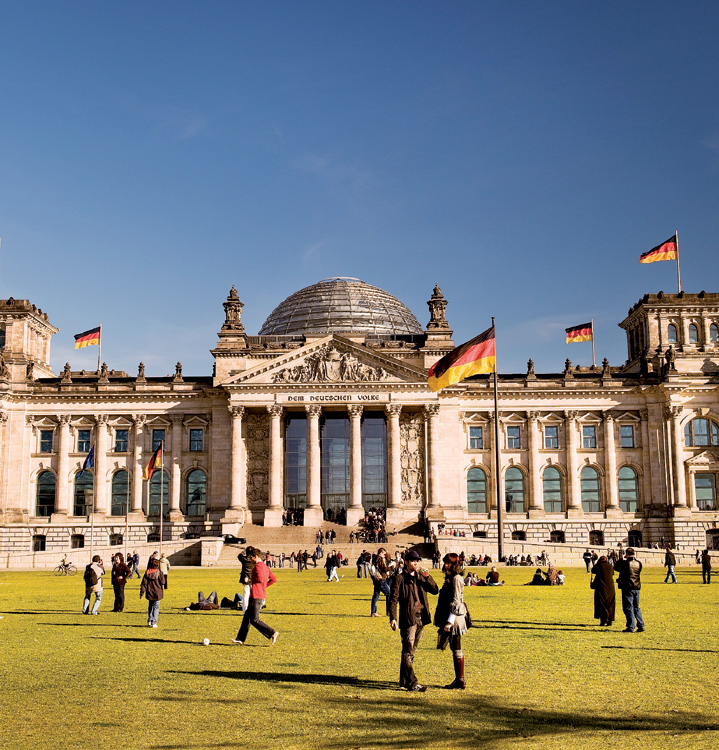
[1,564,717,750]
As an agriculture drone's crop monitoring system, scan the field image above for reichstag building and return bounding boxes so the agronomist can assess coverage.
[1,277,719,556]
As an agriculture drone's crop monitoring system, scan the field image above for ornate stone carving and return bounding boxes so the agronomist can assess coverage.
[603,411,616,423]
[423,404,440,419]
[245,412,269,509]
[563,359,573,377]
[228,405,245,419]
[99,362,109,383]
[267,404,284,418]
[347,404,363,419]
[26,362,35,381]
[602,358,611,377]
[173,362,183,382]
[272,345,387,384]
[564,410,578,422]
[132,414,146,427]
[526,410,539,421]
[95,414,110,425]
[426,284,450,330]
[305,404,322,418]
[526,358,536,378]
[61,363,72,383]
[58,414,71,425]
[0,412,8,424]
[385,404,402,418]
[400,411,425,506]
[666,405,684,419]
[136,362,146,383]
[222,286,245,332]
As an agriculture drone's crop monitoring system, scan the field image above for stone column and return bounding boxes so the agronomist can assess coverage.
[668,405,688,512]
[385,405,403,519]
[264,405,284,527]
[527,411,543,516]
[94,415,109,516]
[304,405,324,527]
[346,404,365,526]
[565,411,582,516]
[639,410,653,508]
[130,415,145,517]
[228,406,246,517]
[169,416,183,520]
[603,412,621,516]
[424,404,441,512]
[53,415,71,519]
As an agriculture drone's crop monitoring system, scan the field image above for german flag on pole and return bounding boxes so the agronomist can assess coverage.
[74,326,101,349]
[565,322,593,344]
[143,444,163,480]
[427,326,496,393]
[640,235,677,264]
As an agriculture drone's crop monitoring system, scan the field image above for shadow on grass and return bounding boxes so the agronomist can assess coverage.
[477,619,594,631]
[148,691,719,750]
[165,668,395,690]
[602,645,719,654]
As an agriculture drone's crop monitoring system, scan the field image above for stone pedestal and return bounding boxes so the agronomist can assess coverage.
[302,507,324,528]
[672,505,692,518]
[604,507,624,519]
[50,512,68,523]
[566,508,585,518]
[345,506,365,526]
[168,509,184,522]
[263,507,284,527]
[527,508,546,519]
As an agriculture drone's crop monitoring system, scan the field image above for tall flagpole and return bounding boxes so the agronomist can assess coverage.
[491,317,503,562]
[591,318,596,368]
[97,324,102,372]
[675,230,682,294]
[159,440,164,555]
[124,472,130,560]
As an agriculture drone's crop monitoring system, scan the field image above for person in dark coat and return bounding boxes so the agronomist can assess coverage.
[139,557,165,628]
[591,555,616,627]
[389,550,438,692]
[110,552,132,612]
[434,553,469,689]
[701,549,712,584]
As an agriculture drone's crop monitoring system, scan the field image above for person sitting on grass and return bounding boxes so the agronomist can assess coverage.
[544,565,559,585]
[485,566,504,586]
[526,568,545,586]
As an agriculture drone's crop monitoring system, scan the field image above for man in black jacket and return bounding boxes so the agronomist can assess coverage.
[615,547,645,633]
[389,549,438,691]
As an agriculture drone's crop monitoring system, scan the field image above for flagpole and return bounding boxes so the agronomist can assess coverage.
[124,473,130,560]
[97,324,102,372]
[491,316,503,563]
[159,440,164,555]
[591,319,596,368]
[675,231,681,294]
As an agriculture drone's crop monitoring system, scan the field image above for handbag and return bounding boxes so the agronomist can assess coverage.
[464,603,473,628]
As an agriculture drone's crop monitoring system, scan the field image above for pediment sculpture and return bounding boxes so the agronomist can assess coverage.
[272,345,388,384]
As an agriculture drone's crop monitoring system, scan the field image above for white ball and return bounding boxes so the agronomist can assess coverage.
[202,638,210,646]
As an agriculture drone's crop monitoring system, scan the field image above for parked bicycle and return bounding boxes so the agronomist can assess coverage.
[55,561,77,575]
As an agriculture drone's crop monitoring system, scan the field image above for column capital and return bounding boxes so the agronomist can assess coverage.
[170,415,184,426]
[526,410,540,421]
[58,414,72,426]
[347,404,363,419]
[602,410,616,423]
[228,405,245,419]
[305,404,322,418]
[95,414,110,425]
[267,404,284,418]
[385,404,402,418]
[564,410,578,422]
[423,404,440,419]
[639,408,649,420]
[666,405,684,420]
[0,412,8,424]
[132,414,147,427]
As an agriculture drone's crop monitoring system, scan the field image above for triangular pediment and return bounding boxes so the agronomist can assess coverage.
[221,335,428,387]
[685,449,719,471]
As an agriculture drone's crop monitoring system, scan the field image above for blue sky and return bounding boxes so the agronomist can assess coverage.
[1,2,718,377]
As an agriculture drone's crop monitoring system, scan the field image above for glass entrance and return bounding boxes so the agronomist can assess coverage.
[284,414,307,509]
[361,412,387,509]
[321,414,349,521]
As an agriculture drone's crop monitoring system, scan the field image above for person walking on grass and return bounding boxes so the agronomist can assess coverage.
[614,547,644,633]
[435,552,470,689]
[232,548,279,646]
[702,549,712,584]
[140,557,165,628]
[82,555,105,615]
[158,553,171,589]
[325,549,340,582]
[370,548,391,617]
[389,549,438,692]
[664,545,677,584]
[111,553,131,612]
[129,550,141,579]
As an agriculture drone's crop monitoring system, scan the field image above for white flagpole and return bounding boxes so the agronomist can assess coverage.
[491,317,503,562]
[591,319,596,368]
[675,231,682,294]
[97,324,102,372]
[159,441,164,555]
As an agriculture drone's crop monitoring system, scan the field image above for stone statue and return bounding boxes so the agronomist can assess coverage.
[426,284,450,330]
[222,286,245,332]
[273,344,388,383]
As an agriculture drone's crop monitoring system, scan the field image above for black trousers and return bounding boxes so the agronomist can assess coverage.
[703,569,711,584]
[399,623,424,688]
[236,598,275,642]
[112,583,125,612]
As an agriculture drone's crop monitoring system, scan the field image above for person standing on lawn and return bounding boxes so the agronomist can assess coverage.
[701,549,712,584]
[389,549,438,692]
[82,555,105,615]
[158,553,171,589]
[370,548,391,617]
[140,557,165,628]
[663,545,677,583]
[614,547,644,633]
[435,552,470,689]
[111,552,132,612]
[591,555,616,627]
[232,548,279,646]
[237,546,256,613]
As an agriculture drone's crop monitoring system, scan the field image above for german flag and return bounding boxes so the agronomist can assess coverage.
[143,444,163,480]
[565,322,593,344]
[74,326,101,349]
[427,326,496,393]
[640,235,677,264]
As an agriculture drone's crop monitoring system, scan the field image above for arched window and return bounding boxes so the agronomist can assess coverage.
[186,469,207,516]
[580,466,601,512]
[689,324,699,343]
[36,471,56,517]
[74,472,94,516]
[505,467,525,513]
[467,467,487,513]
[684,418,719,447]
[149,469,170,517]
[667,324,678,343]
[711,323,719,343]
[618,466,639,512]
[111,470,130,516]
[542,467,562,513]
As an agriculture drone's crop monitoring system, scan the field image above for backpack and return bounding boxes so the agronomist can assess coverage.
[84,565,98,587]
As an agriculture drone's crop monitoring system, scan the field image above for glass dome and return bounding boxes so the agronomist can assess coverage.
[259,277,423,336]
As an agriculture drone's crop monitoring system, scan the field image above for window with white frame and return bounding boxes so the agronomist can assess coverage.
[39,429,54,453]
[77,429,91,453]
[620,424,635,448]
[582,425,597,448]
[469,426,483,450]
[114,429,128,453]
[544,425,558,449]
[189,428,204,452]
[507,426,521,449]
[618,466,639,512]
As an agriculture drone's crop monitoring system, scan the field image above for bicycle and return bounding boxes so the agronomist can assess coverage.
[55,562,77,576]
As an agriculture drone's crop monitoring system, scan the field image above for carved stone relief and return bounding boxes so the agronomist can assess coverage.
[400,411,425,506]
[272,344,388,383]
[245,412,269,509]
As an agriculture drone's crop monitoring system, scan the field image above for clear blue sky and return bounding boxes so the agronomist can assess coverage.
[1,2,718,376]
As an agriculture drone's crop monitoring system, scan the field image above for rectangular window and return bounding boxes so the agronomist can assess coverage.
[0,327,5,349]
[469,426,483,450]
[189,428,204,452]
[695,473,717,511]
[507,426,521,449]
[582,425,596,449]
[620,424,635,448]
[114,429,128,453]
[544,425,558,449]
[152,429,165,451]
[40,429,54,453]
[77,429,91,453]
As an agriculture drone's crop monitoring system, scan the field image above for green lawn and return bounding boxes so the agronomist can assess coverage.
[1,564,717,750]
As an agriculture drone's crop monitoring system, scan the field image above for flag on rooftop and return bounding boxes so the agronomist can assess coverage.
[427,325,496,392]
[640,235,678,264]
[143,444,163,481]
[565,322,593,344]
[74,326,101,349]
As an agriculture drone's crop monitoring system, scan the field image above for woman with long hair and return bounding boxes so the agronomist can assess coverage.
[434,552,469,689]
[110,552,131,612]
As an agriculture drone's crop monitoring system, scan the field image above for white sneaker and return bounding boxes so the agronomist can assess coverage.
[152,624,158,628]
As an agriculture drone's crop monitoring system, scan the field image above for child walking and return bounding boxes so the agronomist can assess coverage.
[140,557,166,628]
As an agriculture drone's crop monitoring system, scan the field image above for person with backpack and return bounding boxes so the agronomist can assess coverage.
[82,555,105,615]
[140,557,166,628]
[615,547,645,633]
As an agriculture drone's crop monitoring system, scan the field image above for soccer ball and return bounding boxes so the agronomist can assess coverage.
[202,638,210,646]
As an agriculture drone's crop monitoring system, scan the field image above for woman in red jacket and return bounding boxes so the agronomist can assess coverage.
[232,547,279,646]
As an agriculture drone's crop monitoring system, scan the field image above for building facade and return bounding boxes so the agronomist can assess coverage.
[1,280,719,555]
